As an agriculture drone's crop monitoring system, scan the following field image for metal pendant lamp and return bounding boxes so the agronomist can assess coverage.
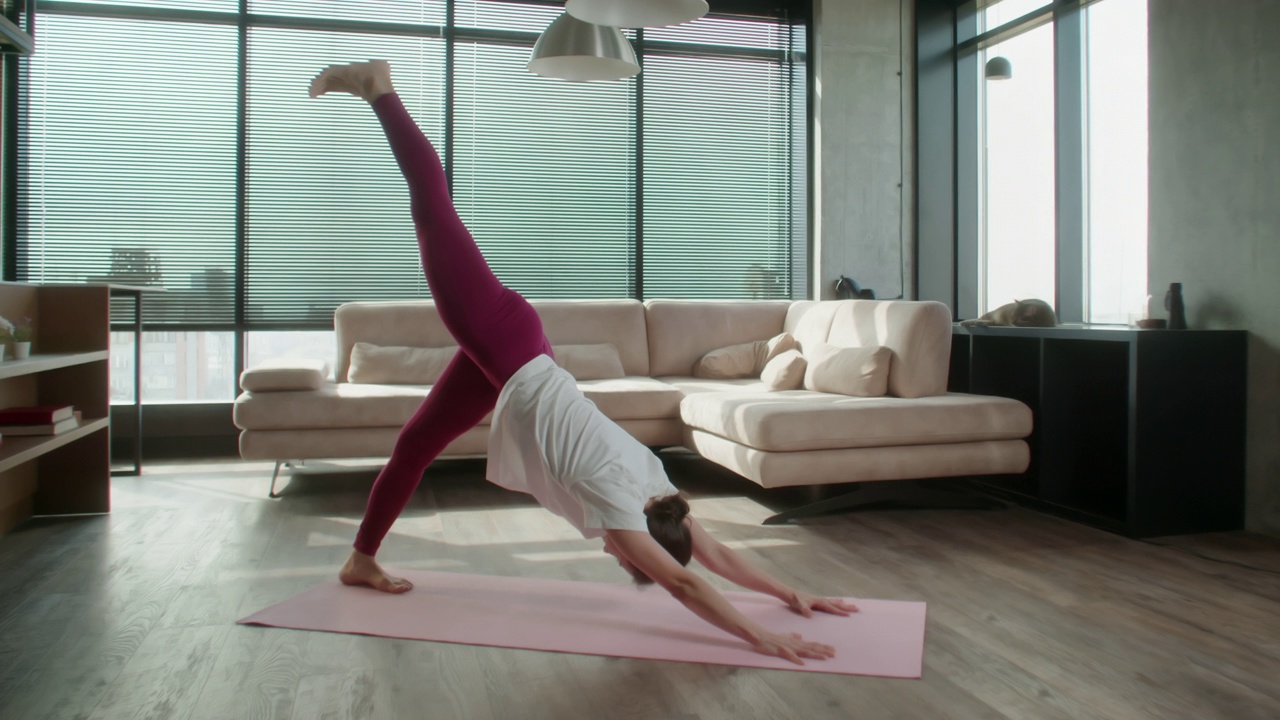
[985,56,1013,80]
[566,0,709,29]
[528,12,640,81]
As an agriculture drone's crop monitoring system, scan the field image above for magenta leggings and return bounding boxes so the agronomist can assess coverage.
[353,93,551,556]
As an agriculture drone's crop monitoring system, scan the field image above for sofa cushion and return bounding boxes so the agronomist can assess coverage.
[658,377,766,396]
[578,377,685,420]
[686,430,1031,489]
[693,340,758,379]
[348,343,456,385]
[240,358,331,392]
[235,383,444,431]
[693,332,798,379]
[553,344,626,381]
[335,299,651,382]
[760,349,807,391]
[824,300,952,398]
[234,375,683,432]
[802,342,891,397]
[680,391,1033,452]
[645,300,791,377]
[782,301,840,349]
[536,300,652,377]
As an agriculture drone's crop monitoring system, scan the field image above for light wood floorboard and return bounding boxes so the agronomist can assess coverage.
[1,454,1277,720]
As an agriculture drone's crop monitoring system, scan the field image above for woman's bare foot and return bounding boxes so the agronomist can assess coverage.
[339,549,414,593]
[308,60,395,102]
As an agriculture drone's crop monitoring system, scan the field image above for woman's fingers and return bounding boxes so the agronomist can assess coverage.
[789,591,859,617]
[793,635,835,659]
[816,598,857,616]
[781,646,805,666]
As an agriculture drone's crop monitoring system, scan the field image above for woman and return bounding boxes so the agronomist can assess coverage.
[309,61,855,666]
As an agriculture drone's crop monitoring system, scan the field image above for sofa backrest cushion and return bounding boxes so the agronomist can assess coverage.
[552,343,626,381]
[783,301,840,348]
[823,300,952,398]
[533,300,650,376]
[334,299,649,382]
[644,300,791,377]
[348,343,454,385]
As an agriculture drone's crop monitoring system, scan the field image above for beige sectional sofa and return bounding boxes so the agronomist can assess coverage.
[233,298,1033,521]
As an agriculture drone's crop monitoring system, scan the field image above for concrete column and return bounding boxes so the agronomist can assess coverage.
[814,0,914,300]
[1149,0,1280,534]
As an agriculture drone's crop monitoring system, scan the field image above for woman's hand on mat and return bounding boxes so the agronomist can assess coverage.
[752,630,836,665]
[785,590,858,618]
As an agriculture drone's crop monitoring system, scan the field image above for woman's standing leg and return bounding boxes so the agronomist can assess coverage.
[340,350,497,591]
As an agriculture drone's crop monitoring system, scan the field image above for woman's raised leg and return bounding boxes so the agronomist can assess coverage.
[310,61,551,386]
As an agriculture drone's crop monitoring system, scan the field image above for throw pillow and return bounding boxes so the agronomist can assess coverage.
[552,344,626,381]
[240,358,331,392]
[802,342,892,397]
[693,332,799,379]
[348,343,456,384]
[756,332,800,372]
[760,349,807,391]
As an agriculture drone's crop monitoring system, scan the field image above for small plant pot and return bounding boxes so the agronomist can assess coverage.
[12,341,31,359]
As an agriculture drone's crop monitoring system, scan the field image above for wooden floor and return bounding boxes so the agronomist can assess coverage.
[1,455,1277,720]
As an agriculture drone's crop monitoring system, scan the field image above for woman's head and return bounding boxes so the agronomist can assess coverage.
[624,494,693,586]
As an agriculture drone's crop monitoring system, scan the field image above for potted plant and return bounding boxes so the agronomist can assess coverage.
[0,319,10,361]
[11,317,32,359]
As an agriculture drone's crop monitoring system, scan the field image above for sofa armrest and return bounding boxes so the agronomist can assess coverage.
[240,358,332,392]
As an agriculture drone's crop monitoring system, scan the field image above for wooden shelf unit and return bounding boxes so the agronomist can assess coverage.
[0,282,114,534]
[950,323,1247,538]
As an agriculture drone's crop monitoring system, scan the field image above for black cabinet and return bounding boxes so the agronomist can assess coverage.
[950,325,1246,537]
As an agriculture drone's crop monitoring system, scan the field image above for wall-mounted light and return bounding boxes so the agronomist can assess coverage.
[528,12,640,82]
[566,0,709,29]
[985,56,1013,80]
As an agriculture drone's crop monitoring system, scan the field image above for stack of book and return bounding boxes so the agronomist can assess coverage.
[0,405,81,445]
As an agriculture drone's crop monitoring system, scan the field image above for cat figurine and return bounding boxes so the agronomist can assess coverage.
[960,299,1058,328]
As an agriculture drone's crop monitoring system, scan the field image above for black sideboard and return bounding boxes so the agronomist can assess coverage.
[949,324,1247,538]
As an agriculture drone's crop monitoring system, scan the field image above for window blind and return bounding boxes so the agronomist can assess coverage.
[244,28,446,324]
[452,37,637,299]
[641,16,802,300]
[15,2,807,329]
[16,14,239,325]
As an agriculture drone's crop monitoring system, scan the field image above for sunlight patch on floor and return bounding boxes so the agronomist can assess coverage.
[306,531,354,548]
[511,549,605,562]
[687,495,779,525]
[439,507,584,545]
[152,479,260,504]
[108,487,185,510]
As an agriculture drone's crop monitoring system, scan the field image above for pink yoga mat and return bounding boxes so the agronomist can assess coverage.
[238,570,926,678]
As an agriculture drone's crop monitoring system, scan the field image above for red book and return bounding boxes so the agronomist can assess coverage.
[0,405,75,425]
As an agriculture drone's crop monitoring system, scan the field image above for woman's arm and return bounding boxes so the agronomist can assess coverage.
[605,529,835,665]
[688,518,858,617]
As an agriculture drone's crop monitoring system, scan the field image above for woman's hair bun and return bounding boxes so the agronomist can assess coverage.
[645,494,690,523]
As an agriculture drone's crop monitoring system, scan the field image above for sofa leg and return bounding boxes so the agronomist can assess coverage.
[268,461,284,498]
[762,480,1005,525]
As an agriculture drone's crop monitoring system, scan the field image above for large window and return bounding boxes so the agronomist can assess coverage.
[980,22,1057,312]
[1084,0,1148,323]
[956,0,1148,323]
[11,1,808,402]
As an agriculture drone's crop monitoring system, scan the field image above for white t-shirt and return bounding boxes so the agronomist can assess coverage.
[486,354,680,539]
